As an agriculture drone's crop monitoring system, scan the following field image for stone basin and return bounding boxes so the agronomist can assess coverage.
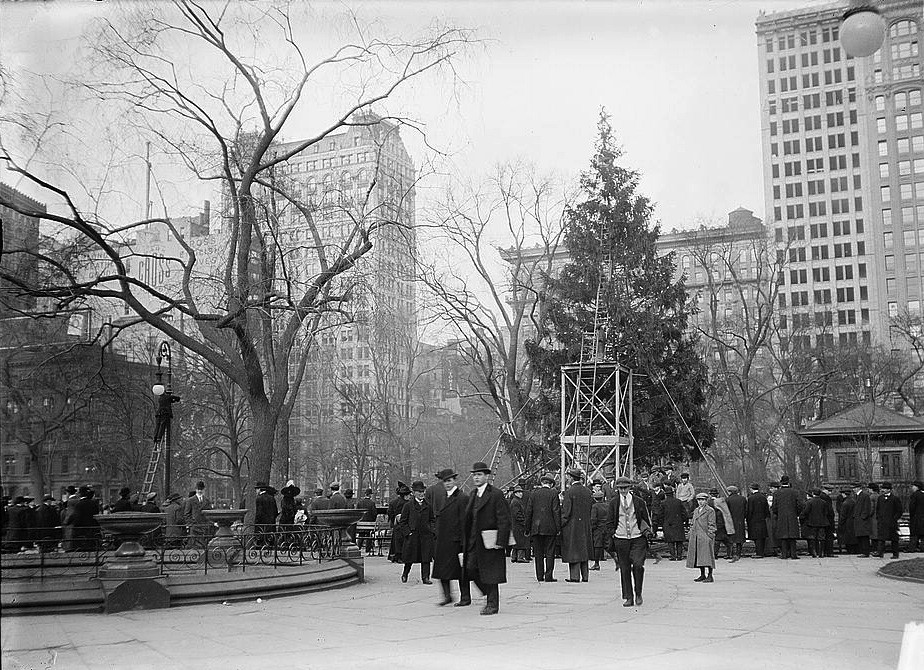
[311,508,366,528]
[95,512,166,540]
[202,508,248,528]
[93,512,167,582]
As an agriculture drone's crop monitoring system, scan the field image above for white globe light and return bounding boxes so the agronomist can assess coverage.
[152,384,166,396]
[840,8,886,58]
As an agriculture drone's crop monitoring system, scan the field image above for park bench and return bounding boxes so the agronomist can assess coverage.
[355,519,391,556]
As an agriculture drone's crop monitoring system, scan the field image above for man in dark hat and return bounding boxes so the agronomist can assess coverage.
[388,482,411,562]
[185,480,213,549]
[725,485,747,562]
[909,481,924,553]
[854,482,873,557]
[431,468,472,606]
[561,468,594,582]
[746,483,770,558]
[461,461,510,615]
[508,485,529,563]
[328,483,347,510]
[799,489,830,558]
[661,485,687,561]
[525,473,561,582]
[3,496,32,553]
[426,470,450,516]
[837,487,857,554]
[399,481,434,584]
[140,492,160,514]
[605,476,653,607]
[60,485,79,552]
[771,475,802,560]
[590,489,610,569]
[111,486,134,513]
[819,484,837,557]
[874,482,903,559]
[254,483,279,546]
[33,494,60,553]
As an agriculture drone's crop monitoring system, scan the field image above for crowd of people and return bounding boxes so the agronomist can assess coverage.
[379,464,924,614]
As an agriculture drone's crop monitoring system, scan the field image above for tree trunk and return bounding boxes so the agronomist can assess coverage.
[29,447,45,499]
[249,396,277,487]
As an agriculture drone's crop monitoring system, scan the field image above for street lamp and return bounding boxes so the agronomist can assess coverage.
[839,5,886,58]
[152,342,180,498]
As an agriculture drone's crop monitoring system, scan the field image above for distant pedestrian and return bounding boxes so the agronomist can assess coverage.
[873,482,903,559]
[710,488,735,560]
[328,483,348,510]
[746,483,770,558]
[508,486,529,563]
[661,486,687,561]
[854,482,873,557]
[605,476,652,607]
[400,481,434,584]
[308,487,331,525]
[771,475,802,560]
[355,487,377,555]
[111,487,134,513]
[524,473,560,582]
[3,496,32,553]
[184,481,213,549]
[819,485,837,557]
[34,495,60,553]
[431,468,472,607]
[461,461,510,615]
[425,473,449,516]
[590,490,609,570]
[798,489,830,558]
[869,483,881,552]
[909,481,924,553]
[837,487,857,554]
[162,493,185,548]
[140,492,160,514]
[687,492,716,583]
[344,489,356,509]
[675,473,695,514]
[388,482,411,562]
[561,468,594,583]
[254,483,278,545]
[725,486,746,561]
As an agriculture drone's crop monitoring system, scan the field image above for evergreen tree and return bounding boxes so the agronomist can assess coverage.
[527,110,713,465]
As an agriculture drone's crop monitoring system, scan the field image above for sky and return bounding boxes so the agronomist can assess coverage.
[0,0,835,231]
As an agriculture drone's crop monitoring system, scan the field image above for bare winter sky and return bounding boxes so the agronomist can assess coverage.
[1,0,833,230]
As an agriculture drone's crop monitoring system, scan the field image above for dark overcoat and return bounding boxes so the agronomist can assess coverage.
[255,492,278,529]
[561,483,594,563]
[838,496,857,546]
[869,492,880,540]
[5,505,32,548]
[432,488,469,580]
[909,489,924,537]
[72,497,101,549]
[400,498,435,564]
[60,495,80,550]
[771,485,802,539]
[726,493,747,543]
[800,496,831,528]
[854,489,873,537]
[162,500,185,539]
[425,483,448,516]
[279,495,298,526]
[661,495,687,542]
[462,484,510,585]
[328,492,348,510]
[590,501,609,549]
[355,496,377,523]
[524,486,561,537]
[746,492,770,540]
[33,503,61,544]
[508,496,529,549]
[875,494,903,537]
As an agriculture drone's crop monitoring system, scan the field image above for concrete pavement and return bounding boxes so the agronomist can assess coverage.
[2,553,921,669]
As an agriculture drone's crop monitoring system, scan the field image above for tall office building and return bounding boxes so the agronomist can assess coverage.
[756,1,922,355]
[274,114,418,485]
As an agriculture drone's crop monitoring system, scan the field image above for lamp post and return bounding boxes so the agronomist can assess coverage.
[152,342,180,498]
[839,4,886,58]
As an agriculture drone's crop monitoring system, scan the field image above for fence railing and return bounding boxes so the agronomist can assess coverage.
[0,525,344,581]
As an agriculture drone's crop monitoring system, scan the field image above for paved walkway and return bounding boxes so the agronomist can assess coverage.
[2,554,921,669]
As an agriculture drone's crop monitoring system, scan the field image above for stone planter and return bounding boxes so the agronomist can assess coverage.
[93,512,169,613]
[312,509,366,559]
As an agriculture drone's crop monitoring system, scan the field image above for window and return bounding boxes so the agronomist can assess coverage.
[879,140,889,157]
[880,163,890,178]
[880,451,902,479]
[883,209,892,227]
[884,231,894,249]
[835,453,858,480]
[885,255,895,271]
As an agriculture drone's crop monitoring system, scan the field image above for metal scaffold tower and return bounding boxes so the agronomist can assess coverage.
[559,222,633,488]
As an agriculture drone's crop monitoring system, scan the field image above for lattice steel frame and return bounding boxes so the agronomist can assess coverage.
[560,362,633,488]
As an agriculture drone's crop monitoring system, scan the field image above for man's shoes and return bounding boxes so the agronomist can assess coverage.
[891,554,900,559]
[480,606,498,616]
[790,555,800,560]
[590,565,600,571]
[565,578,580,583]
[401,574,408,583]
[729,556,739,563]
[422,579,433,584]
[704,575,714,583]
[581,578,588,582]
[859,553,869,557]
[634,594,643,606]
[622,599,634,607]
[693,576,706,582]
[454,600,471,607]
[437,596,453,606]
[545,577,557,582]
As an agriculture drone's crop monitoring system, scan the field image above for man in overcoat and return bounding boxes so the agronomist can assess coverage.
[604,476,652,607]
[661,485,687,561]
[873,482,903,559]
[508,485,529,563]
[387,482,411,562]
[400,481,434,583]
[725,486,747,562]
[425,473,449,516]
[819,485,837,557]
[837,487,857,554]
[328,483,348,510]
[254,484,278,546]
[524,473,561,582]
[431,468,472,606]
[909,481,924,553]
[184,481,213,550]
[561,468,594,582]
[59,485,79,552]
[798,489,831,558]
[854,482,873,557]
[746,484,770,558]
[3,496,32,553]
[461,461,510,615]
[770,475,802,559]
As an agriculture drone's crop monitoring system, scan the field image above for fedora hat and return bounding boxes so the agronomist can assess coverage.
[470,461,492,474]
[411,480,426,492]
[614,476,632,487]
[435,468,459,481]
[539,474,556,485]
[566,468,585,480]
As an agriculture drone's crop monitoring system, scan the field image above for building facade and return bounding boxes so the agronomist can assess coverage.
[0,182,44,315]
[756,1,923,353]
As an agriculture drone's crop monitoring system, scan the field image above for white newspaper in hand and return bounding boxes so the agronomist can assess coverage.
[481,529,500,549]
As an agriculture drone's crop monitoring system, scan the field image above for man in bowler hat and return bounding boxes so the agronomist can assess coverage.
[431,468,472,606]
[561,468,594,582]
[525,473,561,582]
[462,461,510,615]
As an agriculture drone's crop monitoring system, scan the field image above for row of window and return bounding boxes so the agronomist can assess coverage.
[872,63,923,83]
[877,112,924,134]
[765,26,841,53]
[834,450,905,481]
[885,276,924,296]
[771,131,860,156]
[883,228,923,249]
[778,241,867,264]
[876,90,924,114]
[888,300,923,317]
[772,153,860,179]
[882,205,924,227]
[767,46,844,73]
[775,198,862,221]
[768,66,855,95]
[769,89,858,116]
[881,182,924,203]
[880,160,924,179]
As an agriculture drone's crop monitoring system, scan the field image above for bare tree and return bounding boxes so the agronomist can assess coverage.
[0,2,473,485]
[418,163,569,472]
